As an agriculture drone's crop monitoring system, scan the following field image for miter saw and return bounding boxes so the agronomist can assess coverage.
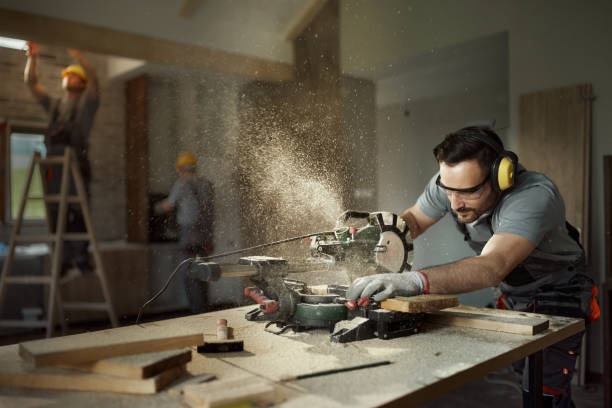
[182,210,424,342]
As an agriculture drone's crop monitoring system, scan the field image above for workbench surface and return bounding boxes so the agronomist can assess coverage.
[0,305,584,408]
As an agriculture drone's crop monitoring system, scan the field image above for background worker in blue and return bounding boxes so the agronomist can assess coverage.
[348,126,599,408]
[24,42,100,277]
[156,152,214,314]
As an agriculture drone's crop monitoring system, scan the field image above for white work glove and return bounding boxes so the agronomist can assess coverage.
[347,272,427,302]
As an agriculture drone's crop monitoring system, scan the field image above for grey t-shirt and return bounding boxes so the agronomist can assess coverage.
[168,177,212,227]
[41,87,100,157]
[416,167,583,272]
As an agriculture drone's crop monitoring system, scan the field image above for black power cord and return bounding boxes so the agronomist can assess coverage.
[135,230,335,325]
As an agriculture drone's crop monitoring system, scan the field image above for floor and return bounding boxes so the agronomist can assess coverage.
[422,365,604,408]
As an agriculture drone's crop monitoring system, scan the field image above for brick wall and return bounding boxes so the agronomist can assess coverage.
[0,44,126,241]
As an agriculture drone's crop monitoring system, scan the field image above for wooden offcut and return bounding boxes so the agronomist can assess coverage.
[381,294,459,313]
[0,345,185,394]
[425,307,550,335]
[19,324,204,367]
[62,348,192,379]
[183,378,288,408]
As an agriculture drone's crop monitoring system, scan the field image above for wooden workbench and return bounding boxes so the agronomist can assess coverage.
[0,305,584,407]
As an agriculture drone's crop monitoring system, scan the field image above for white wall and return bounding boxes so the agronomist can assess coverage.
[375,33,509,307]
[347,0,611,374]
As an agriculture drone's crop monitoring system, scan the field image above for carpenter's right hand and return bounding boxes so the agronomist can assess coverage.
[347,272,427,302]
[26,42,39,56]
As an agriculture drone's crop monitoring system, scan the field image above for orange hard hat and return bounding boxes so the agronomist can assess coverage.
[176,152,197,169]
[61,64,88,82]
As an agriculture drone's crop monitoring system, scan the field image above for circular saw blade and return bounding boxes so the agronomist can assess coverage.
[374,230,408,273]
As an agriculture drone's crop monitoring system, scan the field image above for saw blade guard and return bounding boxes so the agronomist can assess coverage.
[369,212,413,273]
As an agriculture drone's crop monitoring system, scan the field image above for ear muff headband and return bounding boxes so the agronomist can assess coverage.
[459,128,518,192]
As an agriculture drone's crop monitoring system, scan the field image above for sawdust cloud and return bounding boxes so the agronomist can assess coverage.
[234,82,350,262]
[243,130,344,229]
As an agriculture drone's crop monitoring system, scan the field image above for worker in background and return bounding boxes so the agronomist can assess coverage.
[348,126,599,408]
[156,152,214,314]
[24,42,100,278]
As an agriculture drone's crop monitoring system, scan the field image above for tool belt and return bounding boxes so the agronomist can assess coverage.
[495,256,599,323]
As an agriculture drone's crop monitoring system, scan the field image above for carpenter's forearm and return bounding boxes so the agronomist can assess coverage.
[422,255,503,294]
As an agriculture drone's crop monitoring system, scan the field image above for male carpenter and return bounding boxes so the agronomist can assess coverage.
[348,127,599,408]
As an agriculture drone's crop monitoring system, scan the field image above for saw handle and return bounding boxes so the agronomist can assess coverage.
[345,296,371,310]
[244,287,279,313]
[337,210,371,222]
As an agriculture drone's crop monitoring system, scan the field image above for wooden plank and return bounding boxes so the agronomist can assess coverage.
[0,120,7,224]
[519,84,593,260]
[0,8,293,82]
[424,309,549,335]
[125,74,149,244]
[0,345,186,395]
[381,294,459,313]
[62,349,192,379]
[18,324,204,367]
[183,377,295,408]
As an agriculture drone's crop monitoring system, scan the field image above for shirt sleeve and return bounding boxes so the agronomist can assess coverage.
[493,184,563,245]
[416,172,449,220]
[167,180,183,206]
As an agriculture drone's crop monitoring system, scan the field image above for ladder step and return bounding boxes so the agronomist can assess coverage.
[4,276,53,285]
[32,195,80,203]
[0,319,49,328]
[37,157,65,165]
[15,233,91,242]
[62,302,110,311]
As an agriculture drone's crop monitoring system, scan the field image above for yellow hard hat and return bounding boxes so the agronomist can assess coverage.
[61,64,88,82]
[176,152,197,169]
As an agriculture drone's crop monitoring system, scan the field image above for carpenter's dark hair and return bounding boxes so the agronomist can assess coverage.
[433,126,503,171]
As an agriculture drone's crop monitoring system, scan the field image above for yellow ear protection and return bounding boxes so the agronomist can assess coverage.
[458,127,518,192]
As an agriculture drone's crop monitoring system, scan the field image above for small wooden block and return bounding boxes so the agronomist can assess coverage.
[19,324,204,367]
[424,309,550,335]
[62,348,192,379]
[197,340,244,354]
[381,294,459,313]
[183,378,289,408]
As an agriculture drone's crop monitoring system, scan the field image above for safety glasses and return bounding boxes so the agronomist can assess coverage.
[436,174,488,200]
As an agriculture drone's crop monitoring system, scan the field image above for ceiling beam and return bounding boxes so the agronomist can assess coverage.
[284,0,329,41]
[0,7,293,82]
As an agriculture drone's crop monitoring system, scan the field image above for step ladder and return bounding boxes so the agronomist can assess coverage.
[0,147,118,337]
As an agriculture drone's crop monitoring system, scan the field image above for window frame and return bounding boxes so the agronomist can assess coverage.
[6,125,48,225]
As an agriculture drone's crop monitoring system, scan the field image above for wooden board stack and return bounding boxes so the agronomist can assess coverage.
[0,324,204,394]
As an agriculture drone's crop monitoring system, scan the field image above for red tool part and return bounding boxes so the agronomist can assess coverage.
[357,296,370,307]
[244,287,279,313]
[345,299,357,311]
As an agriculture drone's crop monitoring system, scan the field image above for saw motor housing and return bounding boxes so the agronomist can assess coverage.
[309,210,413,273]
